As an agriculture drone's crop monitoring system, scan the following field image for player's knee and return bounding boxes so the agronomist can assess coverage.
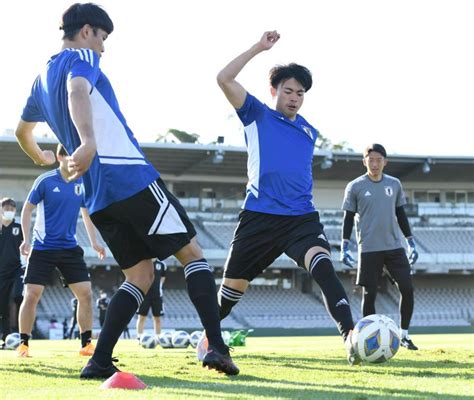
[309,252,336,284]
[24,288,42,305]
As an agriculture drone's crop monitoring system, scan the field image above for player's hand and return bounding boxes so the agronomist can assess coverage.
[407,237,418,266]
[340,240,356,268]
[20,241,31,257]
[35,150,56,166]
[258,30,281,51]
[93,243,106,261]
[66,142,96,180]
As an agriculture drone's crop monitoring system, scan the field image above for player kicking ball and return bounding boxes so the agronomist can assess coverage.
[196,31,359,365]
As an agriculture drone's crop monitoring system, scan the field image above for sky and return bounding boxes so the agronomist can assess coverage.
[1,0,473,156]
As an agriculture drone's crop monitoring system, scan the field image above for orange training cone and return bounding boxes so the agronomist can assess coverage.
[100,372,148,390]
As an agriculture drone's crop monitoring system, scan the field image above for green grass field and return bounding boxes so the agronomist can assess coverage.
[1,334,473,399]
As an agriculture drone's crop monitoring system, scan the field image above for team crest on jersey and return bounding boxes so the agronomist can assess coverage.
[12,227,20,236]
[385,186,394,197]
[74,184,82,196]
[301,125,313,140]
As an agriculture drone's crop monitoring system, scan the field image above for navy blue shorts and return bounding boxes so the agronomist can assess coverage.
[224,210,331,281]
[24,246,90,286]
[357,248,412,288]
[91,179,196,269]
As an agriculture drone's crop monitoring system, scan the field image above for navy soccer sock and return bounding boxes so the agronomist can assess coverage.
[218,284,244,320]
[309,252,354,341]
[92,282,144,367]
[184,259,227,353]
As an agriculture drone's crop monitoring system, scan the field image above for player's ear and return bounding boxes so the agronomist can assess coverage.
[362,157,367,167]
[270,86,277,98]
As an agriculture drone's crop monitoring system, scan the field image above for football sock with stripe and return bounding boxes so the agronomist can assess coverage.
[184,258,227,353]
[218,284,244,320]
[309,252,354,341]
[92,282,144,367]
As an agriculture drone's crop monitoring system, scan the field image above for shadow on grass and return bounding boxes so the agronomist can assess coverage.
[239,353,474,379]
[129,373,474,400]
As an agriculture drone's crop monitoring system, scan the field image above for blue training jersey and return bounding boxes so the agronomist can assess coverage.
[28,169,85,250]
[21,48,159,214]
[236,93,318,215]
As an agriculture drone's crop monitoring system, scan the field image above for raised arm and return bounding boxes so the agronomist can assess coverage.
[81,207,106,260]
[217,31,280,109]
[20,201,36,256]
[15,120,56,166]
[66,77,97,180]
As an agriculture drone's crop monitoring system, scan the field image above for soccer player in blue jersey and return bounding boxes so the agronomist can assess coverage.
[15,3,238,377]
[17,144,105,358]
[208,31,359,365]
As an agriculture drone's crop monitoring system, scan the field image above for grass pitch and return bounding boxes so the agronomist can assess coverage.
[0,334,473,399]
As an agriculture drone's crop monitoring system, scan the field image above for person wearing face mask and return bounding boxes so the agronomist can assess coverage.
[0,198,24,349]
[96,290,109,329]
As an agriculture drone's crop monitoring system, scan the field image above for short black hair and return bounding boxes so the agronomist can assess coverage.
[269,63,312,92]
[1,198,16,208]
[364,143,387,158]
[56,144,69,157]
[60,3,114,40]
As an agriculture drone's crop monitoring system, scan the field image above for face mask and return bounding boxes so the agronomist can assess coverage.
[2,211,15,221]
[100,293,107,299]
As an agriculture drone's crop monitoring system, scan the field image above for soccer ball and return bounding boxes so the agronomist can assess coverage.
[158,331,174,348]
[189,330,203,348]
[352,314,400,363]
[171,330,190,348]
[221,330,231,346]
[5,332,21,350]
[140,334,158,349]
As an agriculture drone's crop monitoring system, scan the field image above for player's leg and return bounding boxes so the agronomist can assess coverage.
[385,248,417,350]
[0,279,14,345]
[69,281,94,352]
[218,210,280,321]
[60,248,94,353]
[361,285,377,316]
[152,316,161,336]
[88,259,154,372]
[357,251,384,317]
[18,283,44,356]
[18,249,55,355]
[150,294,163,335]
[136,297,150,341]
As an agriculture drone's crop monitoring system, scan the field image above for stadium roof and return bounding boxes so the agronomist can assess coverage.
[1,136,473,182]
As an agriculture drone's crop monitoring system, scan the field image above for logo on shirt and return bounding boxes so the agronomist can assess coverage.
[53,187,60,193]
[385,186,394,197]
[301,125,314,140]
[12,227,20,236]
[74,184,82,196]
[364,191,372,197]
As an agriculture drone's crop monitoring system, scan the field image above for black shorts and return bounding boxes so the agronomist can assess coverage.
[224,210,331,281]
[24,247,90,286]
[357,248,412,287]
[137,291,164,317]
[91,179,196,269]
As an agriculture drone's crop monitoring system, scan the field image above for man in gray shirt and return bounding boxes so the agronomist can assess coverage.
[340,144,419,350]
